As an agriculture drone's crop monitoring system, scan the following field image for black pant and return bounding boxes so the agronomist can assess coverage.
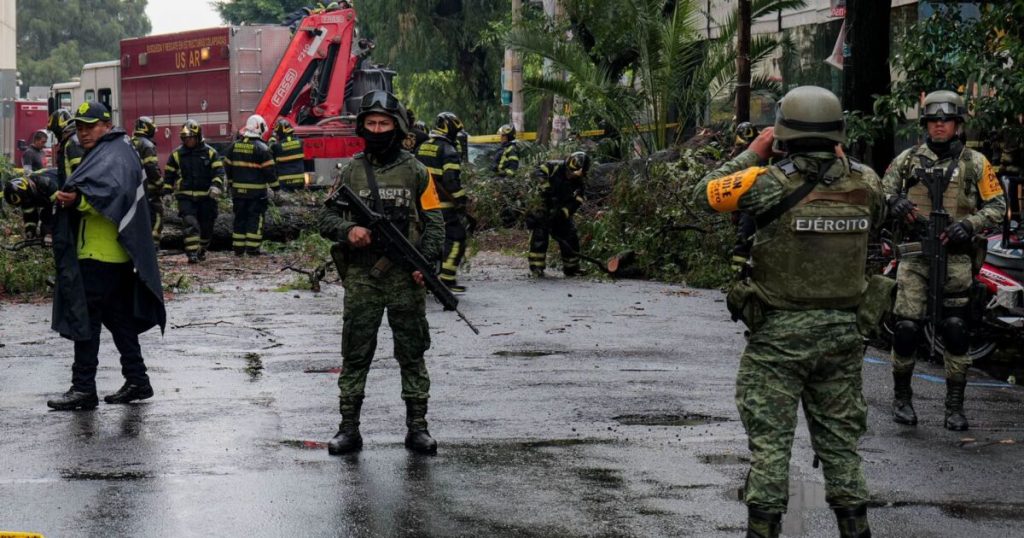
[177,197,218,253]
[440,208,468,285]
[528,215,580,274]
[71,260,149,393]
[232,196,268,252]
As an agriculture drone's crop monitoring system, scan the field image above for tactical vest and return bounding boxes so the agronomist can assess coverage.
[343,152,424,247]
[899,147,978,220]
[750,160,874,310]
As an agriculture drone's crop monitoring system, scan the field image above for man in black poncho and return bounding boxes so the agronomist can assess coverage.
[46,101,166,411]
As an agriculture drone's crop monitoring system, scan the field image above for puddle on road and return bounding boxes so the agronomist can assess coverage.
[304,367,342,374]
[876,500,1024,522]
[60,469,152,481]
[244,352,263,379]
[519,438,616,449]
[576,467,624,488]
[493,350,561,358]
[699,453,749,465]
[280,439,328,450]
[613,413,729,426]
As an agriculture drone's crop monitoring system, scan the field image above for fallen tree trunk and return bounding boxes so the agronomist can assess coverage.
[158,203,321,250]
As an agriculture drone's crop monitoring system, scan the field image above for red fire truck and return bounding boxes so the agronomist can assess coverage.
[0,99,51,168]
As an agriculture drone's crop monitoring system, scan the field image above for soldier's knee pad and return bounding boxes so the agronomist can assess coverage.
[941,316,969,356]
[892,319,920,357]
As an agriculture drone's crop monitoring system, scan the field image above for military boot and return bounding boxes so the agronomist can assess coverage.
[404,398,437,455]
[46,389,99,411]
[327,397,363,455]
[891,371,918,425]
[944,376,969,431]
[834,504,871,538]
[746,506,781,538]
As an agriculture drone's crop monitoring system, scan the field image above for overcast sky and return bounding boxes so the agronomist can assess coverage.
[146,0,224,36]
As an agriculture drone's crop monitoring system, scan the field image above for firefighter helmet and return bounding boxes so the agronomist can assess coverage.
[134,116,156,138]
[565,151,591,174]
[356,90,409,135]
[243,114,269,138]
[434,112,463,141]
[772,85,845,144]
[274,118,295,138]
[498,124,516,140]
[180,119,203,142]
[734,121,757,145]
[47,109,73,138]
[920,90,966,125]
[3,176,37,207]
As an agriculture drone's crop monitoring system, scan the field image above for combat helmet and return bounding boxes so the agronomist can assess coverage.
[920,90,966,125]
[773,86,845,144]
[356,90,409,136]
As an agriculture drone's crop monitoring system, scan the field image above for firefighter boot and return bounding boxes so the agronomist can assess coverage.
[327,397,363,455]
[47,389,99,411]
[944,376,969,431]
[746,506,781,538]
[187,252,200,264]
[891,371,918,425]
[404,398,437,455]
[834,504,871,538]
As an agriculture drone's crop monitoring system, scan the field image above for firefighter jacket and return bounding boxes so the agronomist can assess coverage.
[164,143,225,198]
[21,167,60,237]
[270,134,306,187]
[225,136,278,199]
[693,149,887,311]
[535,160,585,218]
[881,144,1006,235]
[416,134,465,209]
[58,135,86,187]
[131,135,163,200]
[492,140,520,177]
[318,150,445,265]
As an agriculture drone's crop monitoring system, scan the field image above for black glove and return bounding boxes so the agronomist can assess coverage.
[944,220,973,244]
[888,196,914,219]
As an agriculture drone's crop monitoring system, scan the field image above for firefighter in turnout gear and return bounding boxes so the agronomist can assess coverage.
[165,119,225,263]
[526,152,590,277]
[131,117,164,247]
[416,111,470,292]
[226,115,279,255]
[691,86,885,538]
[270,118,307,190]
[492,124,520,177]
[318,90,445,456]
[882,90,1007,432]
[4,168,59,239]
[46,108,85,187]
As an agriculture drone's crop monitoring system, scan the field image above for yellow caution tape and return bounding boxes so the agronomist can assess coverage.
[0,532,46,538]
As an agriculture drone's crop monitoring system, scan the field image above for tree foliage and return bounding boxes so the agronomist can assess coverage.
[212,0,310,25]
[16,0,151,91]
[870,2,1024,144]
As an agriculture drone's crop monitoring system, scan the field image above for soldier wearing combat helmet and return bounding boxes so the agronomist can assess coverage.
[691,86,885,538]
[318,90,445,456]
[883,90,1006,432]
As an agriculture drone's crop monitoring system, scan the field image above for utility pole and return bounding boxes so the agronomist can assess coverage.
[543,0,568,146]
[736,0,751,124]
[510,0,524,133]
[843,0,893,171]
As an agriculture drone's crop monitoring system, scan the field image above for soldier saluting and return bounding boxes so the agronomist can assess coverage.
[691,86,885,538]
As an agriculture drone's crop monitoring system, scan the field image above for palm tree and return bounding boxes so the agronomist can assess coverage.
[506,0,807,155]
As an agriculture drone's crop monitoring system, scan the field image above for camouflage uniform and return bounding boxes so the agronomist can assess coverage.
[882,145,1006,379]
[318,151,444,410]
[692,148,886,515]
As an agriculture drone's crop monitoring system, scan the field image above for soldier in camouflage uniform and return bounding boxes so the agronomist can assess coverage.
[318,90,445,456]
[691,87,884,538]
[883,90,1006,431]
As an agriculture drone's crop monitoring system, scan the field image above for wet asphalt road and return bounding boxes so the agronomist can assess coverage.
[1,251,1023,537]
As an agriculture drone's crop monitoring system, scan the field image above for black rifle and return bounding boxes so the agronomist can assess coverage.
[913,165,954,358]
[332,183,479,334]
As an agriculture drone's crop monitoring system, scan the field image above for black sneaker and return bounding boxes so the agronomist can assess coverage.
[104,383,154,404]
[47,390,99,411]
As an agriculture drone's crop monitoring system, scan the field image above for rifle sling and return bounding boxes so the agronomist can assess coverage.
[754,175,820,229]
[360,157,385,213]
